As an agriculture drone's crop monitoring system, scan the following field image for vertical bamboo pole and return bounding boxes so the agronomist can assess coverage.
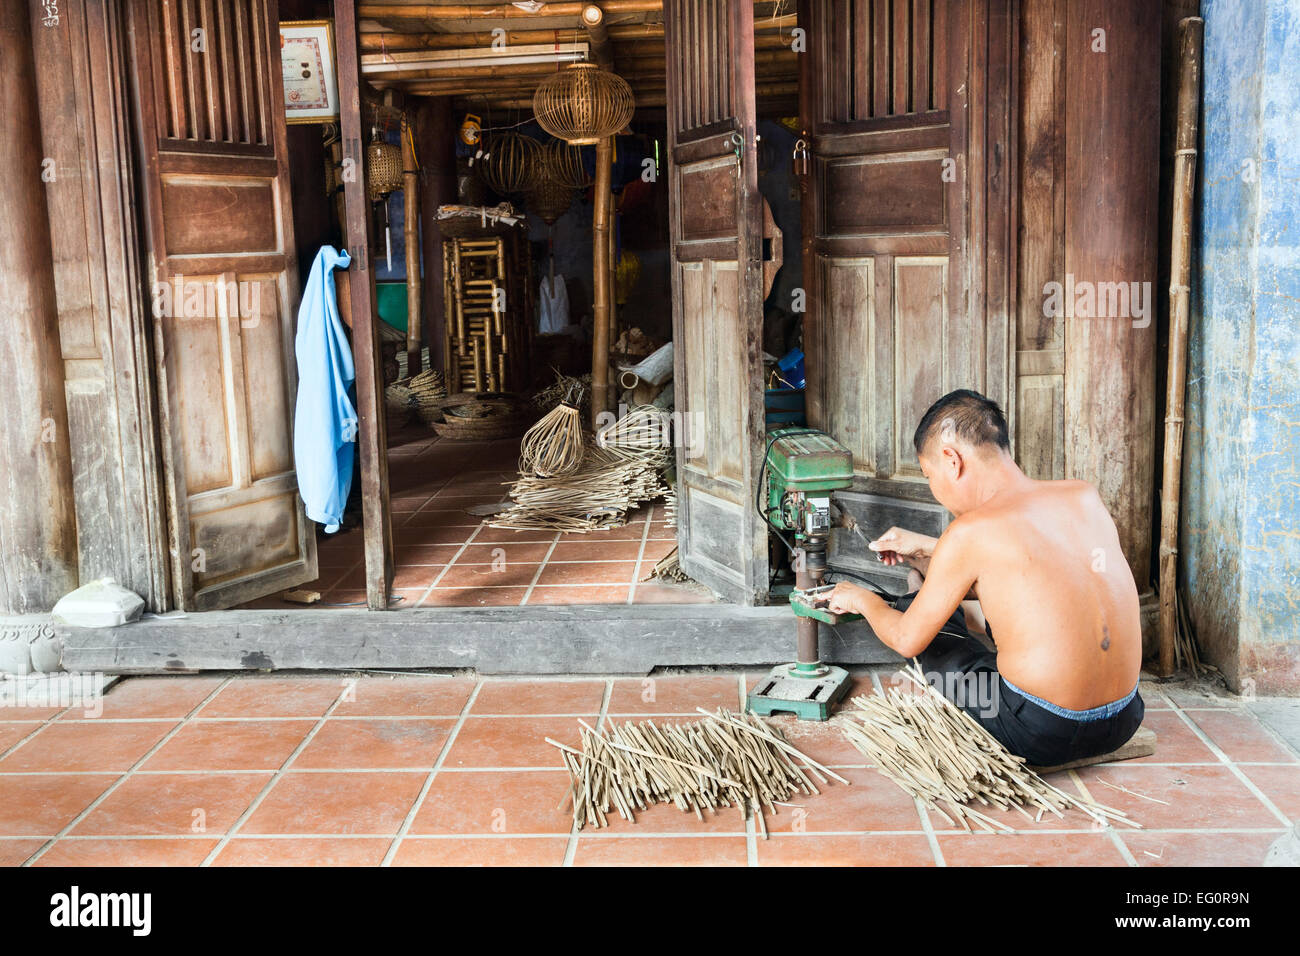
[609,189,618,363]
[1158,17,1204,677]
[591,135,613,426]
[401,115,422,375]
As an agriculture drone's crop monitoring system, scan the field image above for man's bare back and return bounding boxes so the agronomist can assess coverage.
[948,478,1141,710]
[827,389,1145,762]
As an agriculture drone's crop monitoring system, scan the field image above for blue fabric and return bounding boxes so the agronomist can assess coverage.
[293,246,355,533]
[999,676,1139,722]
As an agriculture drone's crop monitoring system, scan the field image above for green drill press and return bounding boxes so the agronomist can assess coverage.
[748,427,860,721]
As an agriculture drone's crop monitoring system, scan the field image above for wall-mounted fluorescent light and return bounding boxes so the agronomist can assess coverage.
[361,43,589,75]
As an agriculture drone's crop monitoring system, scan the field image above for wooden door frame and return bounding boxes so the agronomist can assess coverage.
[664,0,770,605]
[335,0,395,610]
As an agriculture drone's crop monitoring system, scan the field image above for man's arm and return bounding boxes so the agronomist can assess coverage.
[829,522,979,658]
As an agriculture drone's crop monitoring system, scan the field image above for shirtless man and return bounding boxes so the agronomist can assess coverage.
[826,389,1144,766]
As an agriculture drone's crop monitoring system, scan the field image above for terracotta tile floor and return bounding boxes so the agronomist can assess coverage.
[1,672,1295,867]
[242,434,711,610]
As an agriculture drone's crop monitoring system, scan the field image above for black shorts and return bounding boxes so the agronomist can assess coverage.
[891,592,1145,767]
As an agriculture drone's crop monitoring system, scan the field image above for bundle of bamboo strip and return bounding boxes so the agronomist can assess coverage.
[488,445,669,532]
[595,404,671,461]
[547,708,848,837]
[836,663,1140,832]
[519,401,584,476]
[488,405,672,532]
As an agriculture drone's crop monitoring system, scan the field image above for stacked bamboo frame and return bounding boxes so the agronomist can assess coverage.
[441,236,531,392]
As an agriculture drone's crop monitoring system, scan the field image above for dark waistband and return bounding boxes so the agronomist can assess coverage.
[1000,677,1139,722]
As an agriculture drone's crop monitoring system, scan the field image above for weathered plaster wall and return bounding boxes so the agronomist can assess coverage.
[1184,0,1300,693]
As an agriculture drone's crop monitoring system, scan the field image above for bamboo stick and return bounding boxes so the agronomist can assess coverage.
[1157,17,1205,677]
[591,136,613,428]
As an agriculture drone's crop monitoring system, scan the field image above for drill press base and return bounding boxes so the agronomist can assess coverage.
[746,663,853,721]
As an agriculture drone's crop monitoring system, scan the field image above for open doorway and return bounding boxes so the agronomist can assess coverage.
[241,2,803,612]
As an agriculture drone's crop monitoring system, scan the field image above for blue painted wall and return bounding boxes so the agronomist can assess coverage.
[1183,0,1300,692]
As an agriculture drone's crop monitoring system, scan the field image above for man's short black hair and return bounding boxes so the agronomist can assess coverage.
[913,389,1010,457]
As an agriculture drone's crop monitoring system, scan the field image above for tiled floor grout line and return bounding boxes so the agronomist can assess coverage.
[1160,689,1294,827]
[8,826,1289,844]
[868,669,948,865]
[561,680,613,867]
[1065,769,1137,864]
[519,534,562,606]
[413,523,486,607]
[198,682,353,866]
[1067,770,1139,866]
[380,681,484,867]
[401,468,479,523]
[21,676,235,866]
[626,506,654,605]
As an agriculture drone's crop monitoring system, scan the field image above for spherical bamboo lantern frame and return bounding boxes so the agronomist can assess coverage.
[479,131,542,196]
[528,173,577,226]
[543,137,594,189]
[533,62,635,146]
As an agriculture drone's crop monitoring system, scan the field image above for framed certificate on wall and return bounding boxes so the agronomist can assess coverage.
[280,20,339,125]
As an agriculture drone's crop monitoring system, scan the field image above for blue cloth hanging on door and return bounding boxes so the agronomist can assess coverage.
[293,246,355,533]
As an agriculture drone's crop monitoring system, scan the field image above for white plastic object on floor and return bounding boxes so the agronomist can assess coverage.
[51,578,145,628]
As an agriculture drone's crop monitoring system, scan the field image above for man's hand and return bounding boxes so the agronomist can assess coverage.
[869,527,935,568]
[827,582,874,616]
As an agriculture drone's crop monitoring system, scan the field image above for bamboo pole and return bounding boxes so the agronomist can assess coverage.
[401,115,422,375]
[1157,17,1205,678]
[358,17,794,52]
[591,136,613,427]
[583,4,613,69]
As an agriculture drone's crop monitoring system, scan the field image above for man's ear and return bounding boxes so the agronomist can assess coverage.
[942,443,964,478]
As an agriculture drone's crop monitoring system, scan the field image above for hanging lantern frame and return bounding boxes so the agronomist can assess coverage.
[533,62,635,146]
[543,137,594,190]
[478,131,543,196]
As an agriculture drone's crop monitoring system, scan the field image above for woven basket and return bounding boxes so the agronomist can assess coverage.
[366,138,404,201]
[408,368,447,425]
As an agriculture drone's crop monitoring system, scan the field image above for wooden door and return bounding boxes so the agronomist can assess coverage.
[800,0,1015,590]
[665,0,769,605]
[127,0,317,610]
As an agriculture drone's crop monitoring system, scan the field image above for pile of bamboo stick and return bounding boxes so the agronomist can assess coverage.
[487,445,669,532]
[548,708,848,837]
[487,405,672,532]
[837,663,1140,832]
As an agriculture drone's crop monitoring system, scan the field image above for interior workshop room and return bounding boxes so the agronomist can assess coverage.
[0,0,1297,884]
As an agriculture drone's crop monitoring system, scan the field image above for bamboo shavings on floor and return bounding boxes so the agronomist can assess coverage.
[642,545,690,583]
[547,709,848,837]
[837,662,1140,833]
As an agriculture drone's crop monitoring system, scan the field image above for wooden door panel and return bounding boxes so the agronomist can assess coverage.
[802,0,1012,592]
[892,255,949,476]
[129,0,315,610]
[667,0,767,604]
[815,257,875,473]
